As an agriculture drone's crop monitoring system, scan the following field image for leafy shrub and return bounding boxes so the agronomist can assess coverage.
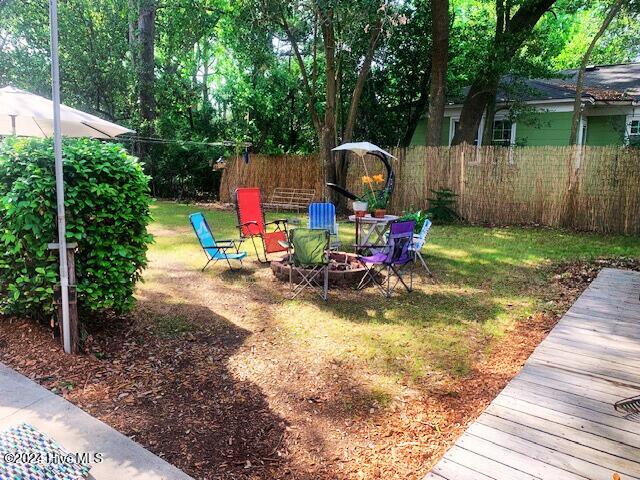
[0,137,152,318]
[145,141,224,200]
[398,208,431,232]
[426,188,462,223]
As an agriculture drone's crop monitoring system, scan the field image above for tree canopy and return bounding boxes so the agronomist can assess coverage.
[0,0,637,156]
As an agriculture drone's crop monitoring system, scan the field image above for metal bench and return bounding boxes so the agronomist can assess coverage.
[263,188,316,212]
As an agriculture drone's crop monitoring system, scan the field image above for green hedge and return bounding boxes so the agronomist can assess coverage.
[0,137,152,318]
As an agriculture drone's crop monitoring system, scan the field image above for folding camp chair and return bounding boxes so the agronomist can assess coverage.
[411,219,433,276]
[234,188,289,263]
[357,220,416,298]
[288,228,330,301]
[189,212,247,271]
[308,202,340,249]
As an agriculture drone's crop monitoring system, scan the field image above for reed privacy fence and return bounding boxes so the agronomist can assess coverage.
[219,146,640,234]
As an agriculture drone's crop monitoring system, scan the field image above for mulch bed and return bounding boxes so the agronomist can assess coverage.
[0,257,638,480]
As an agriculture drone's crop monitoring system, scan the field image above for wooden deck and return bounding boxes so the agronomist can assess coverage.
[424,268,640,480]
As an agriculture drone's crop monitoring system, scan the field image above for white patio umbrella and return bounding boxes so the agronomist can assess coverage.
[0,86,134,138]
[0,2,133,354]
[332,141,396,159]
[328,142,397,203]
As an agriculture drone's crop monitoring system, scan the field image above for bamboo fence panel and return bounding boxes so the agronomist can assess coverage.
[219,154,324,203]
[219,146,640,234]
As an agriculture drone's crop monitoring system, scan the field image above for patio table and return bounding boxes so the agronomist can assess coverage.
[348,214,399,254]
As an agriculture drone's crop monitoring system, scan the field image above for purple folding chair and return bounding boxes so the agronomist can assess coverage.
[356,220,416,297]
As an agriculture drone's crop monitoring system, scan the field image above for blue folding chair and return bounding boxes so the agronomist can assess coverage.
[189,212,247,271]
[411,219,433,276]
[308,202,340,249]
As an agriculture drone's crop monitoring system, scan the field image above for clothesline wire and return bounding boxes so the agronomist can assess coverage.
[116,135,252,148]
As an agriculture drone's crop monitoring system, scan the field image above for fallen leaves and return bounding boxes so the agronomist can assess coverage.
[0,257,637,480]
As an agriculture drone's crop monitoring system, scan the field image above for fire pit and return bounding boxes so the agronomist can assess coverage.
[271,251,367,287]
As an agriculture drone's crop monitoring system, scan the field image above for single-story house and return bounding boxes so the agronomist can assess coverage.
[410,62,640,147]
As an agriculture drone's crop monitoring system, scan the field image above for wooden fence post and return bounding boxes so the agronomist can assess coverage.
[459,147,466,198]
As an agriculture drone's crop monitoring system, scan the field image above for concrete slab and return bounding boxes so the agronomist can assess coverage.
[0,365,51,421]
[0,362,193,480]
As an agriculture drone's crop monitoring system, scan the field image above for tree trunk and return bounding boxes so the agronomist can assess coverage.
[401,85,430,146]
[128,0,139,68]
[201,41,210,109]
[452,0,556,145]
[321,10,340,207]
[569,0,623,144]
[343,18,382,143]
[279,4,383,209]
[425,0,449,146]
[481,94,497,145]
[338,17,383,209]
[452,75,498,144]
[128,0,140,156]
[138,0,156,133]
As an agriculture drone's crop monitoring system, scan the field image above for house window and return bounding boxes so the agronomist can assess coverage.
[626,115,640,146]
[450,119,480,146]
[630,119,640,145]
[492,120,513,146]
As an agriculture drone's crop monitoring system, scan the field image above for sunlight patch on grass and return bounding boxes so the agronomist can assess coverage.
[275,300,487,381]
[142,201,640,389]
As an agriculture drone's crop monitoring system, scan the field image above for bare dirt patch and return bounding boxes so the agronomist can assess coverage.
[0,257,638,479]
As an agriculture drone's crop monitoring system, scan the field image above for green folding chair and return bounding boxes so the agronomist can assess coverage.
[288,228,330,301]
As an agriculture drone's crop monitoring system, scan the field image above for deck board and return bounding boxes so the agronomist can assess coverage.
[424,268,640,480]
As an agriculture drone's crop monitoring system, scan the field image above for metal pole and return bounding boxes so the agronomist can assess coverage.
[49,0,71,354]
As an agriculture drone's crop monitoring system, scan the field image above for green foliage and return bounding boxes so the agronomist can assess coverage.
[399,208,431,232]
[359,189,390,211]
[143,140,225,199]
[0,138,152,318]
[426,189,462,223]
[1,0,638,167]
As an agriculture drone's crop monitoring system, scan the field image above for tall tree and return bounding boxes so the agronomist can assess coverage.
[425,0,448,146]
[568,0,624,145]
[451,0,556,145]
[137,0,157,137]
[268,0,390,206]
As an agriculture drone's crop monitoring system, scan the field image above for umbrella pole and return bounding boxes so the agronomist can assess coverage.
[49,0,71,354]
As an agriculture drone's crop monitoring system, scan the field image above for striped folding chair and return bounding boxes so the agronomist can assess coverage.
[308,202,340,249]
[411,219,433,276]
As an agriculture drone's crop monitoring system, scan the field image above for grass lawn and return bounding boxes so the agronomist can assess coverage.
[2,198,638,480]
[149,199,640,385]
[134,200,639,477]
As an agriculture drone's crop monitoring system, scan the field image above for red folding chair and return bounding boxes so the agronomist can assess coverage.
[234,188,289,263]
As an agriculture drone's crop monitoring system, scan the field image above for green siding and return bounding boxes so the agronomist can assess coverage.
[410,111,627,147]
[584,115,626,146]
[515,112,573,146]
[441,117,451,145]
[410,117,450,146]
[410,118,427,146]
